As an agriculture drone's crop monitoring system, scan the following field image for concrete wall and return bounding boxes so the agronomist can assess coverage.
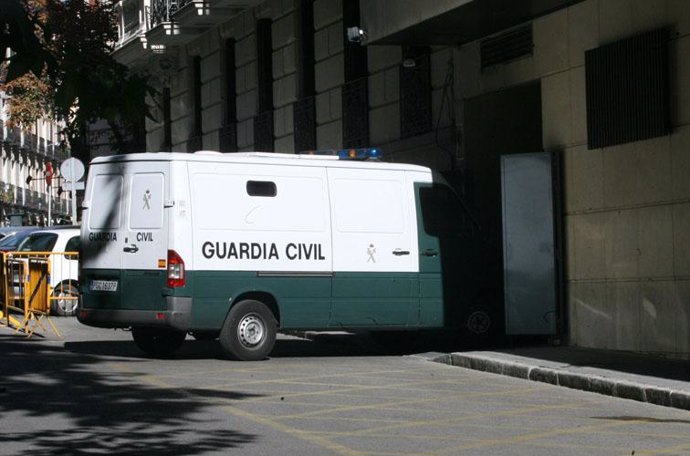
[452,0,690,357]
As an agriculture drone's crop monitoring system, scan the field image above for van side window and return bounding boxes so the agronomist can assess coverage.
[247,180,277,197]
[419,185,471,237]
[90,174,123,229]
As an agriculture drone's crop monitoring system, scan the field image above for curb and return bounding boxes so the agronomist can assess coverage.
[434,353,690,412]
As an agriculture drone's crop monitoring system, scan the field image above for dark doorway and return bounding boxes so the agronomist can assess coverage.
[463,81,543,335]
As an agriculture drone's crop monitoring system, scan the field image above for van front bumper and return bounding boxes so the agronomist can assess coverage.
[77,297,193,331]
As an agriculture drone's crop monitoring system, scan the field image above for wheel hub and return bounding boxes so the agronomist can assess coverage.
[237,314,265,347]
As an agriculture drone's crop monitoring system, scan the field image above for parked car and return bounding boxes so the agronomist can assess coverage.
[0,227,44,251]
[16,226,81,316]
[0,226,36,241]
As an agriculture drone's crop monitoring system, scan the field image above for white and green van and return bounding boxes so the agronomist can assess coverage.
[78,150,484,360]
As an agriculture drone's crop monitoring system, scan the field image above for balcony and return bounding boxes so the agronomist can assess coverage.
[23,132,37,153]
[113,0,150,65]
[51,198,69,215]
[4,126,21,146]
[146,0,253,48]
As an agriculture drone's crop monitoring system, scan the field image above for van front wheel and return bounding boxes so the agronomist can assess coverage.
[219,300,277,361]
[132,327,186,358]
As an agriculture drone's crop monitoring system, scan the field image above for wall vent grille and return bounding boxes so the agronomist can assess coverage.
[585,28,669,149]
[481,25,533,69]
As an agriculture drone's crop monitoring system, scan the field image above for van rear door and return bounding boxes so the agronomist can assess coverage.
[81,163,126,312]
[81,160,170,315]
[120,162,170,311]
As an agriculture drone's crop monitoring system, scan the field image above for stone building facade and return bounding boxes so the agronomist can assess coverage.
[0,94,72,226]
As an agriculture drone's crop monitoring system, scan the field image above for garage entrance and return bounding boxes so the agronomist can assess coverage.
[463,81,558,337]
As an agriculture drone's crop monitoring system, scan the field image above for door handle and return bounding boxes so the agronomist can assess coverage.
[421,249,438,257]
[123,244,139,253]
[392,249,410,256]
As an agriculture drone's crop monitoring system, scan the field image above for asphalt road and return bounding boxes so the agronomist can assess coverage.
[2,318,690,456]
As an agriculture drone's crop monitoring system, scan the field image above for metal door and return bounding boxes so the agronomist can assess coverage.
[501,152,558,335]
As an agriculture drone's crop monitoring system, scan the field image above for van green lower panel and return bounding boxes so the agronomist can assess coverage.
[192,271,332,330]
[331,272,418,327]
[81,269,443,331]
[81,268,168,311]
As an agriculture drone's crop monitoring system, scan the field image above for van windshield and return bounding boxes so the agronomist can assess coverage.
[18,233,59,252]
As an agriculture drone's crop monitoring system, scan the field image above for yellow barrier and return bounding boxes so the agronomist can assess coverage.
[0,251,78,338]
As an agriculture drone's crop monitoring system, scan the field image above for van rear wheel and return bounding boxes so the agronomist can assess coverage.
[219,300,277,361]
[132,327,186,358]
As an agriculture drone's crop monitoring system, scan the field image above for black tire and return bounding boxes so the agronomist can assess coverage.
[132,327,187,358]
[51,282,80,317]
[219,300,277,361]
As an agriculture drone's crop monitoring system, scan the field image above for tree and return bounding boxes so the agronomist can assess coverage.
[0,0,54,82]
[0,0,153,161]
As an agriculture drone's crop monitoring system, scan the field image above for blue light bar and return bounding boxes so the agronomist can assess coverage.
[299,148,382,160]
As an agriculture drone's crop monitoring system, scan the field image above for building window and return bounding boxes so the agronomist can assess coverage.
[585,28,670,149]
[254,18,274,151]
[220,38,237,152]
[162,87,172,151]
[342,0,368,148]
[400,46,431,139]
[189,55,203,151]
[293,0,316,152]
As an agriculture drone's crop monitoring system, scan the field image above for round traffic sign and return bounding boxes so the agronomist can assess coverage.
[60,157,85,182]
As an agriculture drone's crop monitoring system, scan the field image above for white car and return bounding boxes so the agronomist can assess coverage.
[16,226,81,316]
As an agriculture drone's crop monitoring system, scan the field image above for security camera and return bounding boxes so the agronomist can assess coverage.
[346,26,366,43]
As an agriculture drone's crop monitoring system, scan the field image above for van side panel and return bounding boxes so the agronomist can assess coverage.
[190,273,331,330]
[328,168,419,327]
[187,162,332,328]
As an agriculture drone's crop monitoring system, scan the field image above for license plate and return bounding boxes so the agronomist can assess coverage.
[90,280,118,292]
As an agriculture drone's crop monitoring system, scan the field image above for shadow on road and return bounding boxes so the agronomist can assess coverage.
[61,330,492,361]
[0,337,259,455]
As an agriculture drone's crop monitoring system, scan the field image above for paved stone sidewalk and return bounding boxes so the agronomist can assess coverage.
[435,347,690,411]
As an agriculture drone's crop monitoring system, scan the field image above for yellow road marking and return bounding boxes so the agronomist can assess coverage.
[222,404,364,456]
[430,417,651,454]
[634,443,690,455]
[344,401,588,437]
[108,362,690,456]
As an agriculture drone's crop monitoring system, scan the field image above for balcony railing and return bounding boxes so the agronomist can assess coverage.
[24,132,37,152]
[148,0,179,28]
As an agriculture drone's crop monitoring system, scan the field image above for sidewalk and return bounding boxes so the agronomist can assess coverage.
[434,346,690,412]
